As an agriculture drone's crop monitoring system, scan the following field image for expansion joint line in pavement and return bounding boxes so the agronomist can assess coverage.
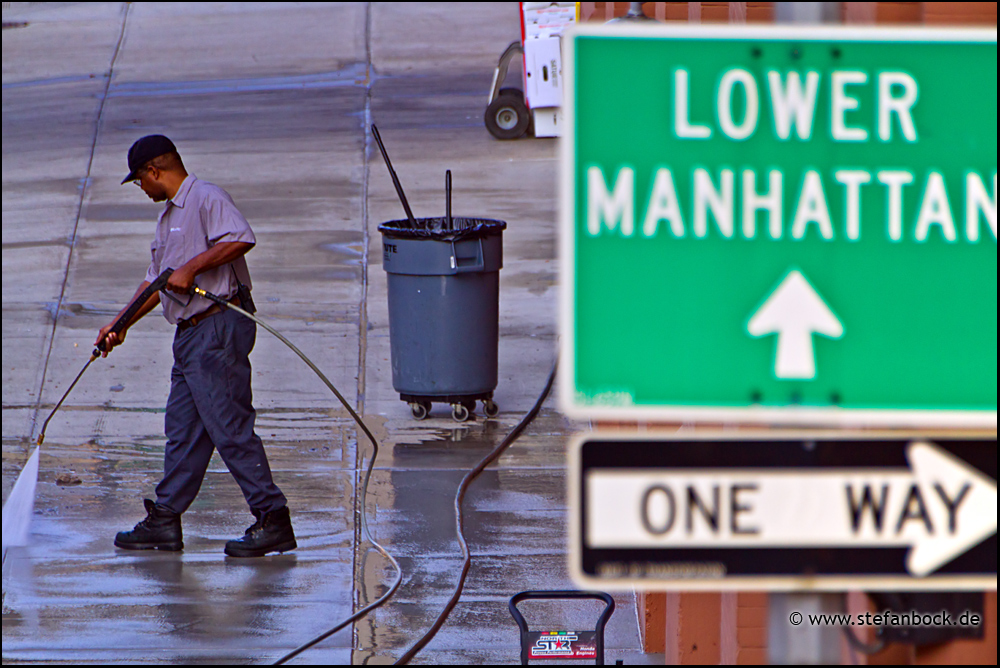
[357,2,373,418]
[30,2,132,439]
[267,8,404,656]
[353,0,375,655]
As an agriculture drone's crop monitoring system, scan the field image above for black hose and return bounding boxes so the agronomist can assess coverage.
[33,280,403,662]
[394,359,558,665]
[196,286,558,664]
[191,287,403,665]
[842,625,886,657]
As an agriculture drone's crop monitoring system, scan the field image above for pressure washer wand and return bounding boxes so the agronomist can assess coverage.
[35,356,95,447]
[7,269,176,562]
[33,268,175,446]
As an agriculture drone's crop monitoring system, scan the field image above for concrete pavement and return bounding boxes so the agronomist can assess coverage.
[3,3,652,663]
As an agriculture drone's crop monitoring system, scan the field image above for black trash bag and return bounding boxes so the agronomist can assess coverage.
[378,217,507,241]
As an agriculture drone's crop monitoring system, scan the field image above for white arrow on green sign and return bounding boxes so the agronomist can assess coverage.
[560,25,997,427]
[747,269,843,380]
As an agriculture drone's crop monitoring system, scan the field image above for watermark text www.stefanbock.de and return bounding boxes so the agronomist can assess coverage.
[788,610,983,628]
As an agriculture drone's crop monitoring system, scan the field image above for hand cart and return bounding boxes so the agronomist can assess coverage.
[484,2,577,139]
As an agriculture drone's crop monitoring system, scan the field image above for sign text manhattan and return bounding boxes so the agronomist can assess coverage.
[561,26,997,427]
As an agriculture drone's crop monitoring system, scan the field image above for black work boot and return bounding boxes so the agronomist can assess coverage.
[114,499,183,551]
[224,506,297,558]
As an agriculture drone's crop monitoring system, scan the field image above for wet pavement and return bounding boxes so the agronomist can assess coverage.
[2,3,653,664]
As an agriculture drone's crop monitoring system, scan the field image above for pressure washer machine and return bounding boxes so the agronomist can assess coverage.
[509,590,617,665]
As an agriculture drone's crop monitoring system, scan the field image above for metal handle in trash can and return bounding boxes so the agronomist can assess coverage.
[450,238,485,273]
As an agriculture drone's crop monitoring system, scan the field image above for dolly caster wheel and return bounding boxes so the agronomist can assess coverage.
[410,402,430,420]
[483,400,499,418]
[485,89,529,140]
[451,403,471,422]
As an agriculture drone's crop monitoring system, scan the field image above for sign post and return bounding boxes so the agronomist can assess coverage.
[560,26,997,427]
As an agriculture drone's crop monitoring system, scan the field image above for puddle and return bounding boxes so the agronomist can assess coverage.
[1,238,74,251]
[108,63,370,98]
[42,301,120,323]
[319,241,363,264]
[1,72,99,90]
[503,270,557,296]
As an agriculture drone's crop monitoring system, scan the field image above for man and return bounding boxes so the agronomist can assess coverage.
[97,135,295,558]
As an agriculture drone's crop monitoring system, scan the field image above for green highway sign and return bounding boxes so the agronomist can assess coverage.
[560,26,997,427]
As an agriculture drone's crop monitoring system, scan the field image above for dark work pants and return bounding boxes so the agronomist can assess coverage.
[155,308,286,515]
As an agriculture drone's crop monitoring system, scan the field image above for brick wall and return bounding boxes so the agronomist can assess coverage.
[578,2,774,22]
[580,2,997,25]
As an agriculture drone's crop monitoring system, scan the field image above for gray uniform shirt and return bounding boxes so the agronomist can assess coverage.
[144,175,255,324]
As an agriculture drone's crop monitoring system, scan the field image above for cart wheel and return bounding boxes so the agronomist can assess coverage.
[498,87,523,100]
[485,92,529,140]
[410,402,430,420]
[451,403,471,422]
[483,400,500,418]
[497,88,534,136]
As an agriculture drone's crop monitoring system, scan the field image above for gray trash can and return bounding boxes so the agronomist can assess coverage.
[379,217,506,422]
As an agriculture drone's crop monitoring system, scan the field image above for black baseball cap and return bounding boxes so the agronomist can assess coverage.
[121,135,176,184]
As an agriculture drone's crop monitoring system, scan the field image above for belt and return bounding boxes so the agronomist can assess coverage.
[176,296,239,331]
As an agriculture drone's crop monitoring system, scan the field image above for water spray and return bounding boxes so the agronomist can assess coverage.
[3,269,176,560]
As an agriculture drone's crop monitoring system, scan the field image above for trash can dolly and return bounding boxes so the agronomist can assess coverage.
[401,392,498,422]
[509,590,616,665]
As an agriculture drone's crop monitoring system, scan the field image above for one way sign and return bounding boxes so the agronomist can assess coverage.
[570,434,997,591]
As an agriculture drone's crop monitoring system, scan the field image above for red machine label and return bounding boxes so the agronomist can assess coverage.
[527,631,597,660]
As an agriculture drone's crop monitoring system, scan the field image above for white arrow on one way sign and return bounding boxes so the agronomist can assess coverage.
[586,442,998,577]
[747,269,843,380]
